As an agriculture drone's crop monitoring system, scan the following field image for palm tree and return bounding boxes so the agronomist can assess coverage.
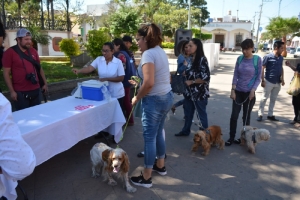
[265,17,300,57]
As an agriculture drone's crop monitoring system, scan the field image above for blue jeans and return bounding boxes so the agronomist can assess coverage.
[141,91,173,169]
[174,99,184,108]
[181,98,208,135]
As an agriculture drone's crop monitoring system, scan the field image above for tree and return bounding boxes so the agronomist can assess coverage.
[172,0,210,27]
[27,26,52,50]
[153,2,190,38]
[108,5,142,37]
[133,0,168,23]
[265,17,300,57]
[85,27,111,59]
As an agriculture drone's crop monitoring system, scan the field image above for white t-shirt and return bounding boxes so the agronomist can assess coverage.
[91,56,125,99]
[0,94,36,199]
[138,46,171,96]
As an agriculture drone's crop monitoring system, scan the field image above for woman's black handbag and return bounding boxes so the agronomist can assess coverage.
[171,70,186,95]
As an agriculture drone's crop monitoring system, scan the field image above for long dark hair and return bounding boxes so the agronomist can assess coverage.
[191,38,205,70]
[0,19,6,40]
[112,38,131,57]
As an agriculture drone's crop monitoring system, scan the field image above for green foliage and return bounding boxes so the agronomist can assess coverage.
[59,39,81,58]
[27,26,52,50]
[108,5,142,37]
[191,28,212,40]
[85,27,111,59]
[161,42,174,49]
[258,43,264,50]
[266,17,300,38]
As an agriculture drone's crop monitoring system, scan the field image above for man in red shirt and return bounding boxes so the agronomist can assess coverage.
[2,28,48,111]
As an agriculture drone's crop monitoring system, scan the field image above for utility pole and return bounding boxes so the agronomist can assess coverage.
[278,0,282,16]
[255,0,272,49]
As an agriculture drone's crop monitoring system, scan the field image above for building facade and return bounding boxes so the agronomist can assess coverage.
[201,11,252,50]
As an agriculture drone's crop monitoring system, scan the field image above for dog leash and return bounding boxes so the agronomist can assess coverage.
[184,75,205,131]
[234,96,251,133]
[117,76,141,147]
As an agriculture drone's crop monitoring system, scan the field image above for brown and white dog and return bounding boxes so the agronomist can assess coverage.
[90,143,136,193]
[240,126,270,154]
[192,125,224,156]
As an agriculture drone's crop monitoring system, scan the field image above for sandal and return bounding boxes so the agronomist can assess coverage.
[234,139,241,144]
[225,139,233,146]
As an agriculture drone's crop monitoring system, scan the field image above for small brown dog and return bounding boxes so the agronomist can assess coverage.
[192,125,224,156]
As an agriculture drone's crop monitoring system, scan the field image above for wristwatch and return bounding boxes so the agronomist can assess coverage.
[193,80,195,84]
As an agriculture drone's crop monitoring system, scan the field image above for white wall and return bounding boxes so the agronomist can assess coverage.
[203,43,220,71]
[40,31,71,56]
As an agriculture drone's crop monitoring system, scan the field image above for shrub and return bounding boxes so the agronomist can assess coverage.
[59,39,81,58]
[85,27,111,59]
[161,42,174,49]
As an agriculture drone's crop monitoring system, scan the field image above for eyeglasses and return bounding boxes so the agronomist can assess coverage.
[101,49,111,53]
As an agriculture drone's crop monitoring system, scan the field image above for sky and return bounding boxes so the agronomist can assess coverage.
[82,0,300,32]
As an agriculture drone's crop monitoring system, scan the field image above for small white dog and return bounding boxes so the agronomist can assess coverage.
[90,143,136,193]
[240,126,270,154]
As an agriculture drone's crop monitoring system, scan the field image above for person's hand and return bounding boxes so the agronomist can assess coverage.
[183,60,187,66]
[249,90,255,100]
[281,80,285,86]
[285,60,290,66]
[230,90,236,100]
[128,79,138,86]
[131,96,139,106]
[42,84,48,93]
[261,81,266,88]
[99,78,108,82]
[185,80,193,86]
[10,91,17,101]
[72,68,80,74]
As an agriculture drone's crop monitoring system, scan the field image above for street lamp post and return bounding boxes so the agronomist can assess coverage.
[199,13,202,40]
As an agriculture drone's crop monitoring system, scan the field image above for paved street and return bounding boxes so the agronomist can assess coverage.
[17,52,300,200]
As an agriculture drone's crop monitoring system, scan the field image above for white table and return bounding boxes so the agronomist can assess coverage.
[12,96,125,166]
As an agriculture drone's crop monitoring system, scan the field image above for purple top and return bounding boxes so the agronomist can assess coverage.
[232,56,262,92]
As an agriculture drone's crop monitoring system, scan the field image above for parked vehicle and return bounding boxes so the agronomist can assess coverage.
[289,47,296,54]
[294,47,300,58]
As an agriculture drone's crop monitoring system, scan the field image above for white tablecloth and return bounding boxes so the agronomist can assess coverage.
[12,96,125,166]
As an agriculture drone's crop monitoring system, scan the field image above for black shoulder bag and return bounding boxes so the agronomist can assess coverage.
[171,68,186,95]
[12,45,45,88]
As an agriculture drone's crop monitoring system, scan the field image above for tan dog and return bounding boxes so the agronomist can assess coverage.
[192,125,224,156]
[240,126,270,154]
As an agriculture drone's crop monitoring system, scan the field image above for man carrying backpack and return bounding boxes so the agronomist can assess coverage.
[257,41,285,122]
[225,39,262,146]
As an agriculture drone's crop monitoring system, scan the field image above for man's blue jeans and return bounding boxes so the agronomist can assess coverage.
[141,91,173,169]
[181,98,208,135]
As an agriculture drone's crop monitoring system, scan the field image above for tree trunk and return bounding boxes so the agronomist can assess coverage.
[41,0,44,29]
[51,0,54,30]
[281,35,287,57]
[47,0,50,29]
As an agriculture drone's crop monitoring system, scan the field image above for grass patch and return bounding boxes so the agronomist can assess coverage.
[0,61,97,92]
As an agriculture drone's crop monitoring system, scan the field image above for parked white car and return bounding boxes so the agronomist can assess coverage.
[294,47,300,58]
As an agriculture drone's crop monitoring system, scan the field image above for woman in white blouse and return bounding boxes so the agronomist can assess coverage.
[72,42,125,105]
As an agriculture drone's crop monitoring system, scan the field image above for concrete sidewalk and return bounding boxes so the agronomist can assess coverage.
[17,52,300,200]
